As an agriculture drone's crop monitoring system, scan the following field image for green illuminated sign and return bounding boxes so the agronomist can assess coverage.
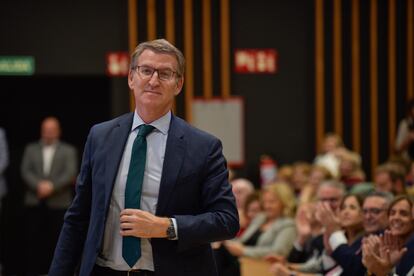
[0,56,35,75]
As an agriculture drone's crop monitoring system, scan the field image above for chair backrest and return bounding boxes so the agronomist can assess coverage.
[239,257,273,276]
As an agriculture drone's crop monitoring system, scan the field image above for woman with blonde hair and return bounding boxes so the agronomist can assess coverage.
[224,182,297,259]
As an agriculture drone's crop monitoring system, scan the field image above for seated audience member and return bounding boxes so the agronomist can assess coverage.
[314,133,345,178]
[374,163,406,195]
[387,161,408,194]
[269,180,345,275]
[231,178,255,233]
[224,182,297,259]
[350,182,375,197]
[321,191,392,275]
[240,191,262,236]
[291,162,311,196]
[299,165,332,204]
[276,164,294,185]
[395,98,414,161]
[405,161,414,195]
[337,149,365,189]
[396,201,414,275]
[317,194,365,275]
[266,201,323,266]
[362,195,414,276]
[405,160,414,185]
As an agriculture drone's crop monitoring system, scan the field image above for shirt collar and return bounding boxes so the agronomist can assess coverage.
[132,111,171,135]
[41,140,59,147]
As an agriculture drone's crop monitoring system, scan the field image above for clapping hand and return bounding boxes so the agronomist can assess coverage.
[362,232,407,276]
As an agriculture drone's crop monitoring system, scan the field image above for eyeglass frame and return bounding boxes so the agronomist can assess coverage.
[318,197,341,203]
[132,65,179,81]
[362,207,386,215]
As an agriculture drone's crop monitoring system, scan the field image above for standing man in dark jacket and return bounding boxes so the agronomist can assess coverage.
[49,39,239,276]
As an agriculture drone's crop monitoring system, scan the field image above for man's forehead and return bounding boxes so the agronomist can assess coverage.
[363,196,387,207]
[375,171,391,179]
[317,186,342,197]
[139,49,176,62]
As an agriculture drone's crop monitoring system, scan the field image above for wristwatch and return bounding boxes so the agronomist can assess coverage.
[166,218,177,240]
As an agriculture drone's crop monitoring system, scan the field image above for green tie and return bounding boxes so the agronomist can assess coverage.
[123,124,154,268]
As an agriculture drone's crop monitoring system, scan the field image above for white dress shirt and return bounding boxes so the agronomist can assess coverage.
[42,143,57,176]
[96,111,171,271]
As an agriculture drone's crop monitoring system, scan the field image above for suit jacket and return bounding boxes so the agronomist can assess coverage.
[396,234,414,276]
[49,113,239,276]
[21,140,78,208]
[330,235,365,276]
[288,234,324,264]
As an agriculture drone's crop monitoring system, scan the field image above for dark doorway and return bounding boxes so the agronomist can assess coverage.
[0,75,111,275]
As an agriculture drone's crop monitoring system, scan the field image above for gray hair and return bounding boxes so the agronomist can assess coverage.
[365,190,394,207]
[231,178,255,193]
[318,179,346,195]
[130,39,185,78]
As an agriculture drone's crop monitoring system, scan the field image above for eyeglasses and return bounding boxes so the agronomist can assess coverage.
[362,208,385,215]
[318,197,340,203]
[133,65,177,81]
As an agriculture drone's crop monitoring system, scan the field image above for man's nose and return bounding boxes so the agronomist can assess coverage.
[148,71,160,85]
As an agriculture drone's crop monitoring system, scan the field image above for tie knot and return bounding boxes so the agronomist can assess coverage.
[137,124,154,137]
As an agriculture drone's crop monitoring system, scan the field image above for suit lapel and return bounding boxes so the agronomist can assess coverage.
[104,113,133,209]
[156,116,186,215]
[35,143,44,176]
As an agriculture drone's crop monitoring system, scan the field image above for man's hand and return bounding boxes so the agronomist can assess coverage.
[37,180,54,199]
[120,209,170,238]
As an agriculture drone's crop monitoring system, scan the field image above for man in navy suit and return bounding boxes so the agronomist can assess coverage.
[49,39,239,276]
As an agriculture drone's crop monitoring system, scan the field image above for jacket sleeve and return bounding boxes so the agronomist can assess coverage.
[51,145,78,192]
[174,138,239,252]
[288,241,310,263]
[331,243,366,275]
[243,222,296,258]
[21,145,42,190]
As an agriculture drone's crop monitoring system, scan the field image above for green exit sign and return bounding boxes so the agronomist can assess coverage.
[0,56,35,75]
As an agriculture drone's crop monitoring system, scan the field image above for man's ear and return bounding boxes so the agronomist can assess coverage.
[128,70,134,89]
[174,77,184,96]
